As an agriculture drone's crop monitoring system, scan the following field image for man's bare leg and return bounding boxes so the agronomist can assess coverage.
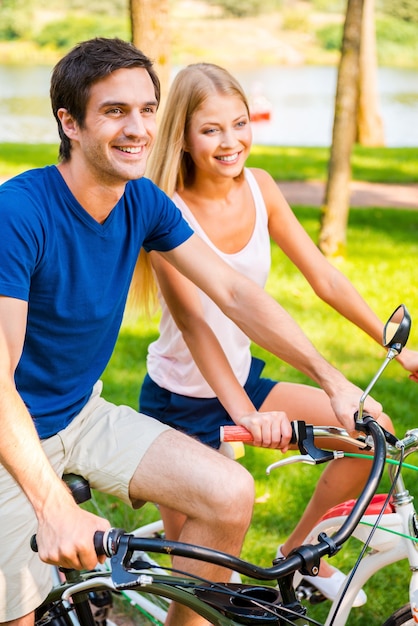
[129,429,255,626]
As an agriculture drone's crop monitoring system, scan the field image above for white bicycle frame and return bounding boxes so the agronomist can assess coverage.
[299,449,418,625]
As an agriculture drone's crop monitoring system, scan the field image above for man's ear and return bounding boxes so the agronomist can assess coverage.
[57,108,79,140]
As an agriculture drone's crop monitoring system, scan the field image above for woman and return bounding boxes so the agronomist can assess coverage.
[134,63,418,603]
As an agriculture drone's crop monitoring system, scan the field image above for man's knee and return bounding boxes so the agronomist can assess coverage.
[210,461,255,528]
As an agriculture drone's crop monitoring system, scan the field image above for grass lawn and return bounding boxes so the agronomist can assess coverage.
[1,143,418,184]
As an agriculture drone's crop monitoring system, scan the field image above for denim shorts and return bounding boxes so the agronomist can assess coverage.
[139,357,277,449]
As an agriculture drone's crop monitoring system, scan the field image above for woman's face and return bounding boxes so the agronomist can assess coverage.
[185,93,252,180]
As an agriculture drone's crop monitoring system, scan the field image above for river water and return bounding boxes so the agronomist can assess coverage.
[1,64,417,146]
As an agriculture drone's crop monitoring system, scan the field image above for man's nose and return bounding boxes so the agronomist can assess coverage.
[124,111,147,137]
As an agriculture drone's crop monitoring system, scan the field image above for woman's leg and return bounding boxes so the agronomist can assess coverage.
[260,382,393,576]
[160,505,186,542]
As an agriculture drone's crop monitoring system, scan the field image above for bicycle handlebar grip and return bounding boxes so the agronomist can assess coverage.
[30,534,38,552]
[94,531,106,557]
[94,528,126,557]
[221,422,298,444]
[30,529,121,558]
[221,425,254,442]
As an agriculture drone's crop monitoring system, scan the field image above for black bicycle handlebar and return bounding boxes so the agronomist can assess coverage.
[93,416,387,586]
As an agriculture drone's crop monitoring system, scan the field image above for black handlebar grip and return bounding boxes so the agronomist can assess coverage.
[94,528,125,557]
[30,534,38,552]
[94,530,106,557]
[290,421,297,445]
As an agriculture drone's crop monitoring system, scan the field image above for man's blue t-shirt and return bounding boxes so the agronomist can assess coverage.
[0,165,193,438]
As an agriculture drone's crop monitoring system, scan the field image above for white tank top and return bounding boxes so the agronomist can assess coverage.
[146,168,271,397]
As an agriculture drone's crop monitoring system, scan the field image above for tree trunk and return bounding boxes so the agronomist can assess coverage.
[318,0,364,258]
[129,0,171,105]
[357,0,385,145]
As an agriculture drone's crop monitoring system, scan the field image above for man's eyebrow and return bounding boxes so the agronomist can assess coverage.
[100,99,158,108]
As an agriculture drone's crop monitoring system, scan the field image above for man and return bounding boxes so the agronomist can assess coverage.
[0,38,382,626]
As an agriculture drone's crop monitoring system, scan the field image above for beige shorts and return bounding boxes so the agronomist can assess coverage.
[0,382,170,621]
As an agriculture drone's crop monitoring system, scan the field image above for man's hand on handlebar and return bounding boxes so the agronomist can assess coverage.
[34,491,110,570]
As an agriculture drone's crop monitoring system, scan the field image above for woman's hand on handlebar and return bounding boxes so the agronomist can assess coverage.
[235,411,293,452]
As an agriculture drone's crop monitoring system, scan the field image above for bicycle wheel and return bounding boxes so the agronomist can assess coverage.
[382,604,414,626]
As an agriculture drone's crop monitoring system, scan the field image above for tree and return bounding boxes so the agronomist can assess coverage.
[318,0,364,258]
[129,0,171,104]
[357,0,385,146]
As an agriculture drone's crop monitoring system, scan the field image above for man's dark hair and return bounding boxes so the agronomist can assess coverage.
[50,37,161,162]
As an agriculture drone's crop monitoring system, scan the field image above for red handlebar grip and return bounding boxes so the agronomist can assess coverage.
[221,425,254,443]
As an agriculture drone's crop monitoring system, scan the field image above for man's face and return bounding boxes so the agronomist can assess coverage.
[64,67,158,185]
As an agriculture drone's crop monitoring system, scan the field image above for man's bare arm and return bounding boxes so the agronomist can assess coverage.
[0,296,109,569]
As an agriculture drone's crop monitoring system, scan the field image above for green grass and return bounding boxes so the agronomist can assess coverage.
[246,145,418,183]
[0,143,59,177]
[95,206,418,625]
[1,143,418,183]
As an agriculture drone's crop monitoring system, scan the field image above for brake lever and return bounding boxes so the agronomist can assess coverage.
[355,412,398,447]
[267,450,344,474]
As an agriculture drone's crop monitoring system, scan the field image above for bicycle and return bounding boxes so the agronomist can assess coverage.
[34,304,417,626]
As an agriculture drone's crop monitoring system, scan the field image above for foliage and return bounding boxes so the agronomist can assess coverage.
[382,0,418,24]
[65,0,126,15]
[35,14,129,50]
[0,0,34,40]
[376,15,418,66]
[315,22,343,51]
[1,0,418,69]
[376,14,418,45]
[205,0,280,18]
[315,13,418,66]
[310,0,346,12]
[281,8,311,32]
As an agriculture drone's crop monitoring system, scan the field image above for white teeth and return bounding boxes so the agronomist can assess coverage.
[118,146,142,153]
[217,153,238,162]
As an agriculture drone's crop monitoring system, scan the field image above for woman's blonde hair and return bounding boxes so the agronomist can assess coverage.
[128,63,250,314]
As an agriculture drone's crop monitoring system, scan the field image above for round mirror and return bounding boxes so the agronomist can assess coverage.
[383,304,411,350]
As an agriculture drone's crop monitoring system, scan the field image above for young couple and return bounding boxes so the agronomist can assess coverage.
[1,38,416,626]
